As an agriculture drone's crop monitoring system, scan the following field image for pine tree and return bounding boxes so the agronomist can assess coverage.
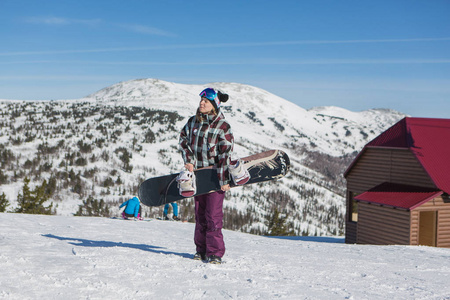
[75,196,111,217]
[0,192,9,212]
[0,169,7,184]
[15,177,54,215]
[265,209,295,236]
[16,177,33,213]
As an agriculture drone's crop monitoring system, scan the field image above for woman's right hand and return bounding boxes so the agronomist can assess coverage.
[185,163,194,172]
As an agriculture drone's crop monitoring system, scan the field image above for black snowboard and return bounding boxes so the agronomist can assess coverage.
[138,149,290,207]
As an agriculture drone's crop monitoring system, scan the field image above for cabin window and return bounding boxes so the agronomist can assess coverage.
[349,192,358,222]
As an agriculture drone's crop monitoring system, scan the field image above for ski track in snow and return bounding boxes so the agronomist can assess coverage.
[1,213,449,300]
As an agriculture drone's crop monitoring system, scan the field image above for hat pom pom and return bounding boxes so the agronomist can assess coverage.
[218,91,229,103]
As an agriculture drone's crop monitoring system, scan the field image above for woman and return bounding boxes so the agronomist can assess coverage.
[179,87,233,264]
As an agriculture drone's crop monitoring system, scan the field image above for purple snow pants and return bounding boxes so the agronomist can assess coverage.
[194,190,225,257]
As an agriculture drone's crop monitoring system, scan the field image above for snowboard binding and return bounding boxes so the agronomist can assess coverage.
[176,170,197,197]
[229,158,250,185]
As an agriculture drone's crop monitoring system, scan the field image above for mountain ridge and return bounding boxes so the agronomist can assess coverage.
[81,78,407,156]
[0,78,407,236]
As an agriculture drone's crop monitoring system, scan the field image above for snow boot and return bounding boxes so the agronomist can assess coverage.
[208,255,222,264]
[193,252,207,261]
[229,159,250,185]
[177,170,196,197]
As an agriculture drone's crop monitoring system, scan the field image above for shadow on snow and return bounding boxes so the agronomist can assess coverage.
[42,234,193,259]
[265,235,345,244]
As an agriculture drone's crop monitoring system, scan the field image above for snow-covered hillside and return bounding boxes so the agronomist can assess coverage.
[1,213,449,300]
[0,79,407,236]
[84,79,406,157]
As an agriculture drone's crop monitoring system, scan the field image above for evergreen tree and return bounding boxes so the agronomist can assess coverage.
[15,177,54,215]
[0,192,9,212]
[115,147,133,172]
[265,209,295,236]
[0,169,7,184]
[75,195,111,217]
[16,177,33,213]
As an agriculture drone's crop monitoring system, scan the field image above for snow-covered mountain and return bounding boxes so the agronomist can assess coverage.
[84,79,405,157]
[0,79,407,236]
[1,213,449,299]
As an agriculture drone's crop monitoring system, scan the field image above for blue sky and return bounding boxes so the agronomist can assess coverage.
[1,0,449,118]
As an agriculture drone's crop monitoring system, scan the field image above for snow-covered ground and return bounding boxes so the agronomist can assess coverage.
[1,213,449,300]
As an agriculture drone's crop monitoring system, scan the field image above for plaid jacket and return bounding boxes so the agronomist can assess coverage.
[179,111,234,186]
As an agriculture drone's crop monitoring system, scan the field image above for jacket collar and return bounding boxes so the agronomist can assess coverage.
[201,110,223,125]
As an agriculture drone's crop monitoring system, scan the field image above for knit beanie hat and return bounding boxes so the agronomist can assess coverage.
[199,88,229,110]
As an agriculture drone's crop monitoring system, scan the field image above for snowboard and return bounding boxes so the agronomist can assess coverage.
[138,149,290,207]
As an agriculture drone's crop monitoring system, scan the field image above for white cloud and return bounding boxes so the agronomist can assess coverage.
[0,75,121,81]
[22,16,175,37]
[118,24,176,37]
[2,36,450,56]
[24,17,101,26]
[2,58,450,66]
[254,37,450,46]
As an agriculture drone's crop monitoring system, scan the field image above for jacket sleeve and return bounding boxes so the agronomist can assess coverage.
[119,200,128,208]
[134,203,140,217]
[216,122,234,186]
[179,117,196,166]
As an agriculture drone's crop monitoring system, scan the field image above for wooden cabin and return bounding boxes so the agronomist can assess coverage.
[344,117,450,248]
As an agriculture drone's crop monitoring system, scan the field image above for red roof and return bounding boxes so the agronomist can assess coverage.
[354,182,443,210]
[345,117,450,195]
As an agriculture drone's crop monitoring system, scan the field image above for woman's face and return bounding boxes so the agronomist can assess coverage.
[199,97,215,114]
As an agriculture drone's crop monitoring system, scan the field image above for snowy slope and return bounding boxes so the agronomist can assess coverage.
[83,79,406,156]
[1,213,449,300]
[0,78,407,236]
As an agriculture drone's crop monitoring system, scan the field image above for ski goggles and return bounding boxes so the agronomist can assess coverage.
[199,88,217,102]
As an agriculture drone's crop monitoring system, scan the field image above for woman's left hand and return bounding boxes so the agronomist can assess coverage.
[221,184,231,192]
